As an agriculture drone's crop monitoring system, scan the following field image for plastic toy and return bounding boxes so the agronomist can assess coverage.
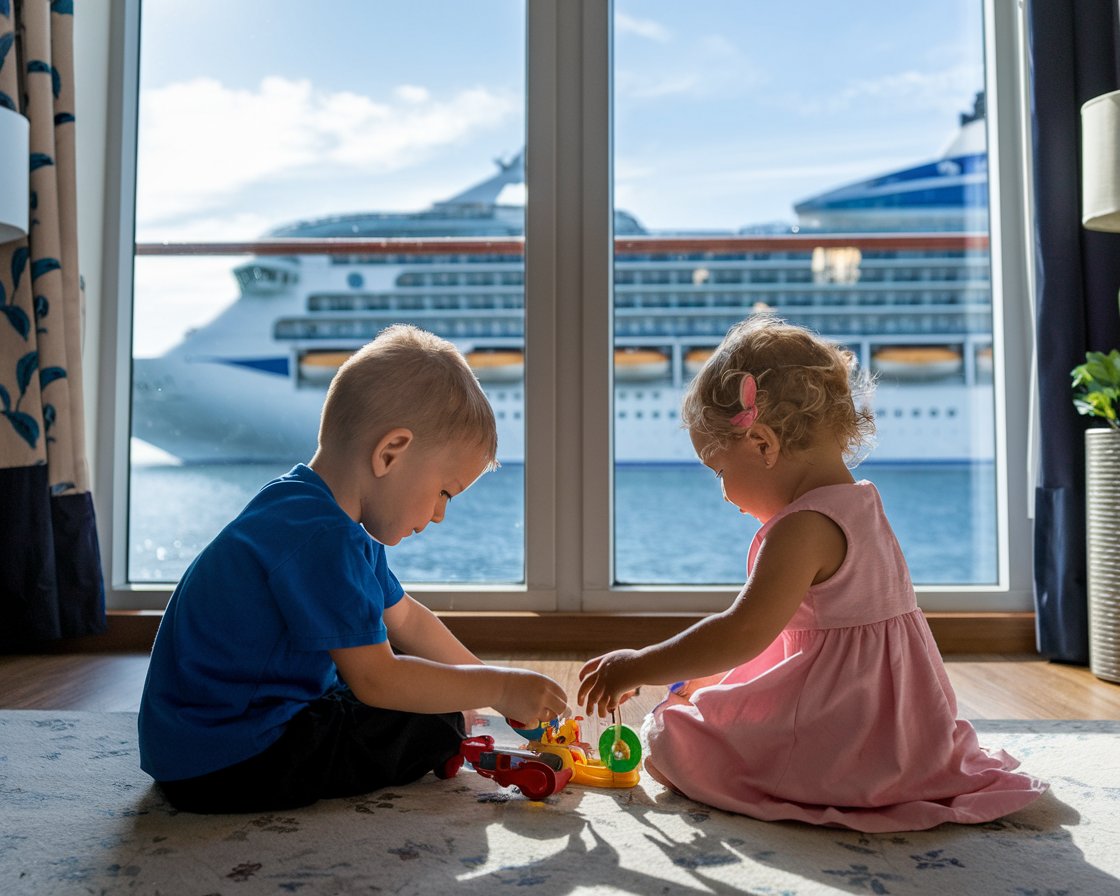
[511,714,642,789]
[441,735,572,800]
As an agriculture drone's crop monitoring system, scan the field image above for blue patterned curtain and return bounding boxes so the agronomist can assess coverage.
[1027,0,1120,663]
[0,0,105,648]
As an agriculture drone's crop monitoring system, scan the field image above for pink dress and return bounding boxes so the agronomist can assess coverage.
[643,481,1047,832]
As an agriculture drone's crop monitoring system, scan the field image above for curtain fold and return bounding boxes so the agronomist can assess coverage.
[1027,0,1120,663]
[0,0,105,649]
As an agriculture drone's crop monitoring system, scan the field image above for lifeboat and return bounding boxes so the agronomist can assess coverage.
[467,350,524,382]
[684,347,715,378]
[872,346,963,379]
[614,348,670,381]
[976,345,993,376]
[298,350,353,385]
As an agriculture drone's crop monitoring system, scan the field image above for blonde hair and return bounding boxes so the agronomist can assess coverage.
[682,315,875,463]
[318,324,498,465]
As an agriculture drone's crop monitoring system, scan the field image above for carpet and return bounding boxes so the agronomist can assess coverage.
[1,712,1118,896]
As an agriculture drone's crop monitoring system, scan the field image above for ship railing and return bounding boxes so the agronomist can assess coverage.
[135,232,990,259]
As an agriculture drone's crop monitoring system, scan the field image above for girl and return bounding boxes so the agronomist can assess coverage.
[578,316,1046,831]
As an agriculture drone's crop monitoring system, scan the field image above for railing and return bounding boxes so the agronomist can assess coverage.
[134,233,991,258]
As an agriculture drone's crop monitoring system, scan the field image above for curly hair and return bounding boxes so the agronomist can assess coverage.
[318,324,498,466]
[681,315,876,464]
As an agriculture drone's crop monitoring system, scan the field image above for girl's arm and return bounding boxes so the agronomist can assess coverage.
[578,509,846,716]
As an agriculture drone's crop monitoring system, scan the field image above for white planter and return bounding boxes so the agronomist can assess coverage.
[1086,428,1120,683]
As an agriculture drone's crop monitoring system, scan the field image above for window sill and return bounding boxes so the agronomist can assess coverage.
[46,609,1036,655]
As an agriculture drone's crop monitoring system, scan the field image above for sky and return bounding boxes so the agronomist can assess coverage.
[131,0,985,355]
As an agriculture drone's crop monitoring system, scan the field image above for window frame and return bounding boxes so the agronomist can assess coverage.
[86,0,1034,614]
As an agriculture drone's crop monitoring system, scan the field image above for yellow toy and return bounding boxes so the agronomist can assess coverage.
[510,714,642,789]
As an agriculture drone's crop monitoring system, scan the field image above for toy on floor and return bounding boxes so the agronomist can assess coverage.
[509,713,642,789]
[440,734,573,800]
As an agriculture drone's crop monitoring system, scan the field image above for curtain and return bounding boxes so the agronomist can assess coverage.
[0,0,104,648]
[1027,0,1120,663]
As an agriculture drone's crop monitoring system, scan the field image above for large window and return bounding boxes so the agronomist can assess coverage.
[91,0,1033,613]
[612,1,999,586]
[126,0,527,585]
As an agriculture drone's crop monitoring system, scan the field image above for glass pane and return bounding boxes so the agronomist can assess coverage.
[129,0,526,584]
[613,1,996,585]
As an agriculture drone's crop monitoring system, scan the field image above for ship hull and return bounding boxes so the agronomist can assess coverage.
[133,354,993,465]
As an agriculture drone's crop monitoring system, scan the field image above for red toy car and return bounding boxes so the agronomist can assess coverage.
[441,735,573,800]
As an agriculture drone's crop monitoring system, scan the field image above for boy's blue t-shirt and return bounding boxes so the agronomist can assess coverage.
[138,464,404,782]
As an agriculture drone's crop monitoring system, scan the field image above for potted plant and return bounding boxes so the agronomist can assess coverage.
[1071,348,1120,429]
[1071,346,1120,683]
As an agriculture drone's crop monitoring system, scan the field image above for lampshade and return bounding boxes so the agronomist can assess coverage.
[1082,89,1120,232]
[0,106,29,243]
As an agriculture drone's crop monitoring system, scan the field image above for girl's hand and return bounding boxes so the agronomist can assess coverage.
[578,649,642,718]
[491,668,570,729]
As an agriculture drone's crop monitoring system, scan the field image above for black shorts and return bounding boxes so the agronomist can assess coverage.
[157,686,466,814]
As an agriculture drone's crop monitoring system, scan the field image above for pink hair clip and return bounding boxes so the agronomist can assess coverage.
[729,374,758,429]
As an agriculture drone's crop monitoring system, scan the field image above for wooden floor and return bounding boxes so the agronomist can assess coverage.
[1,652,1118,719]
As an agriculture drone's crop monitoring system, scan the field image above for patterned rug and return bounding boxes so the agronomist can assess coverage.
[1,711,1117,896]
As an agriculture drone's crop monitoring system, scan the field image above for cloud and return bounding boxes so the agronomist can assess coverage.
[833,64,981,114]
[615,71,701,100]
[614,29,764,102]
[615,12,671,43]
[394,84,430,104]
[136,76,517,225]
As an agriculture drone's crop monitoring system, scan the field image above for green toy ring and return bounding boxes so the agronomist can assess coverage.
[599,725,642,773]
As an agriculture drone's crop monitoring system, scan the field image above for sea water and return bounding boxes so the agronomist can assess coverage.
[128,461,996,587]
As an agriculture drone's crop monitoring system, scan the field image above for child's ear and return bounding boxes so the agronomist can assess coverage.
[749,424,780,467]
[371,427,414,477]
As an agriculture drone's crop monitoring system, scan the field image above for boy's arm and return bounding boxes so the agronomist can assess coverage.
[331,596,570,723]
[330,641,567,723]
[382,593,481,665]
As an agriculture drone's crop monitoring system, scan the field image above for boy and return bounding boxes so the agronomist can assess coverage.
[139,325,567,812]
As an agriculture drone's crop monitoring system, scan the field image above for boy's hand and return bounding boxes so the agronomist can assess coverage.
[491,668,569,728]
[578,649,642,718]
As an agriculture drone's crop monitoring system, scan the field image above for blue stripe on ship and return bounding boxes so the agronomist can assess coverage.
[809,183,988,212]
[205,356,290,377]
[795,153,988,214]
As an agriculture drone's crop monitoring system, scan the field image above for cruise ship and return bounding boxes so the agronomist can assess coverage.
[132,96,994,465]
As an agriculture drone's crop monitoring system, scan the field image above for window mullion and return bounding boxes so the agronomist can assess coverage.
[580,0,614,605]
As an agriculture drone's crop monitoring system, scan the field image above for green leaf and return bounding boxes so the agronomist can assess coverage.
[1071,348,1120,423]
